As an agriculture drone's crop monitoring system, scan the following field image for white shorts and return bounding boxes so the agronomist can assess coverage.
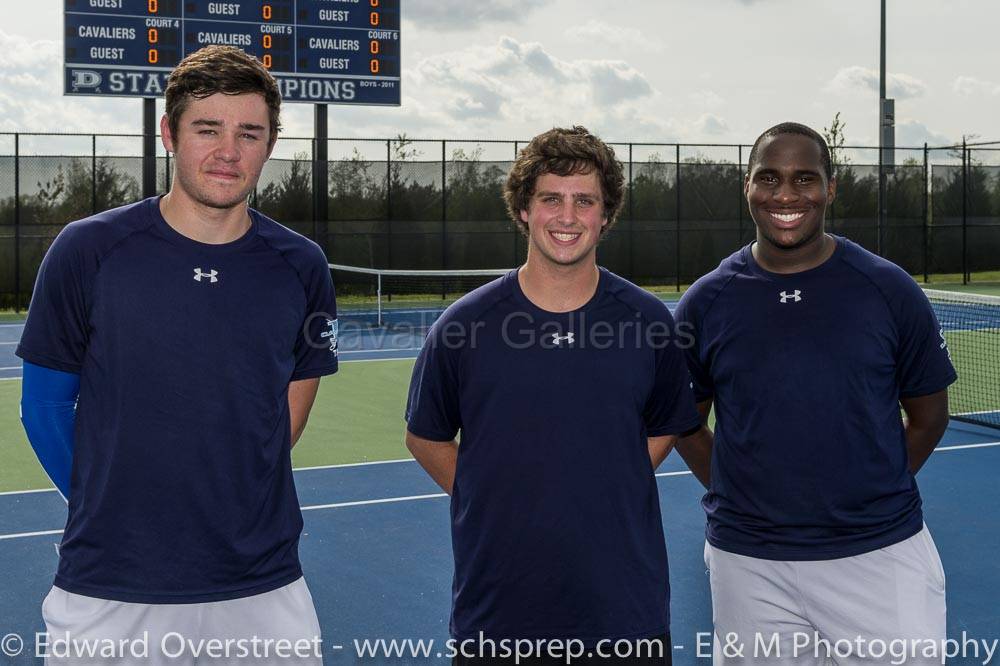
[41,577,323,665]
[705,525,946,665]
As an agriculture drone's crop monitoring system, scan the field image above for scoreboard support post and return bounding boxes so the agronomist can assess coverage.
[142,98,158,198]
[312,104,328,244]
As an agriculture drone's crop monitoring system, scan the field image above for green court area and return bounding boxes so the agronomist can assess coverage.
[0,359,418,493]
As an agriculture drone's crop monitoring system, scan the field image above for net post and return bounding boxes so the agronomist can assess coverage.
[377,272,383,328]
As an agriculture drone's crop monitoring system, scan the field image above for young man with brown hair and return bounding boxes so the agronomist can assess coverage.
[18,45,336,664]
[405,126,699,664]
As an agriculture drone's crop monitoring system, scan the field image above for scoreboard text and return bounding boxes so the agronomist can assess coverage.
[64,0,401,105]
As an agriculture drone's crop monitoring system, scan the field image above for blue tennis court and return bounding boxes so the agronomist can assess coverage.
[1,304,999,663]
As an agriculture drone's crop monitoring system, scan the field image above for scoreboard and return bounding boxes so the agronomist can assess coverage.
[64,0,401,105]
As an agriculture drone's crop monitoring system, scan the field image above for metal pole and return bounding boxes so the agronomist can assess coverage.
[386,139,392,269]
[675,144,681,292]
[737,145,743,245]
[628,143,634,281]
[313,105,328,246]
[142,98,157,199]
[924,142,931,284]
[377,273,383,327]
[962,138,968,284]
[513,141,519,266]
[441,140,447,298]
[14,133,20,312]
[877,0,887,256]
[922,143,928,283]
[91,134,97,215]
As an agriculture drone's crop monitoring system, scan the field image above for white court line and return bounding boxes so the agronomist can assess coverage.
[297,458,413,472]
[937,441,1000,452]
[0,488,57,497]
[0,529,62,541]
[340,347,422,355]
[0,376,22,382]
[0,366,21,370]
[0,341,17,346]
[300,493,447,512]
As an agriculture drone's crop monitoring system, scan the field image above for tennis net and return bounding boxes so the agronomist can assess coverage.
[330,264,511,328]
[923,289,1000,430]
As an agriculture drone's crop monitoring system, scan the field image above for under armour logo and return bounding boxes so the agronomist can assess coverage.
[193,268,219,283]
[779,290,802,303]
[551,332,575,346]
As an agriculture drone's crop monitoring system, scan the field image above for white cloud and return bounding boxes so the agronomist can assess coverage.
[404,0,552,30]
[694,113,729,136]
[689,90,725,109]
[953,75,1000,96]
[565,20,663,53]
[409,36,656,134]
[895,120,953,148]
[0,29,139,134]
[825,66,928,100]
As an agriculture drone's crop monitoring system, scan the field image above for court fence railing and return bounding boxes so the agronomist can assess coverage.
[1,133,999,310]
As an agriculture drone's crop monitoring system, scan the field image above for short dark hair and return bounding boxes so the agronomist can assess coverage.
[503,126,625,236]
[165,45,282,145]
[747,122,832,181]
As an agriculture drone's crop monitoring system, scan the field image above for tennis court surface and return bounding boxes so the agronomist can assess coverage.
[1,291,999,664]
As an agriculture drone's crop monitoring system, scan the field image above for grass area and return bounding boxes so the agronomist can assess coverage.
[945,330,1000,419]
[0,359,418,493]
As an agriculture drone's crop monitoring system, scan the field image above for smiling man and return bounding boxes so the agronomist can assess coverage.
[405,126,700,664]
[17,46,336,664]
[674,122,956,664]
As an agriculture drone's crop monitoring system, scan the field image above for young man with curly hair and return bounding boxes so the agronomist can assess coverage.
[18,46,336,664]
[405,126,699,664]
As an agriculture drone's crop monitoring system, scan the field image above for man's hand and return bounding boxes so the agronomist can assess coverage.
[900,389,950,474]
[675,399,714,490]
[406,430,459,495]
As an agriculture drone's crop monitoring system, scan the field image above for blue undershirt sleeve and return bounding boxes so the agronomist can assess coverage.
[20,361,81,501]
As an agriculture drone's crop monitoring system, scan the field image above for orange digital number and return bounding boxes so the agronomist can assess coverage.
[263,54,273,69]
[148,28,158,43]
[148,49,159,64]
[263,34,272,49]
[370,40,379,54]
[148,0,158,12]
[370,12,380,26]
[370,0,379,6]
[370,59,380,74]
[262,5,272,20]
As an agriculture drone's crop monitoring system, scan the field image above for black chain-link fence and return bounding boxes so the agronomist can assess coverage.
[2,134,998,309]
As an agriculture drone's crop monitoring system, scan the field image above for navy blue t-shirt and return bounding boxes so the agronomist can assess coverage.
[16,197,338,603]
[674,237,957,560]
[405,268,700,642]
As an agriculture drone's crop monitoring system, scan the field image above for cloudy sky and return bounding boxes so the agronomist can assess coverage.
[3,0,998,151]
